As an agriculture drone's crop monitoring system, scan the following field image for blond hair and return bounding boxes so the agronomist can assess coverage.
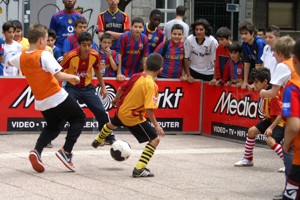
[273,35,295,59]
[27,24,47,44]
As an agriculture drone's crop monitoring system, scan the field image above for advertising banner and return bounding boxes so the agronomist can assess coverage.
[201,83,266,144]
[0,78,201,133]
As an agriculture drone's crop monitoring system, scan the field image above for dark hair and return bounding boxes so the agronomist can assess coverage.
[78,32,93,44]
[176,5,186,17]
[191,19,212,36]
[2,21,15,32]
[293,38,300,61]
[27,24,47,44]
[216,27,231,39]
[48,28,57,39]
[249,67,271,83]
[12,20,23,30]
[100,33,113,41]
[171,24,184,33]
[239,20,255,35]
[257,27,265,35]
[229,41,242,53]
[150,9,162,18]
[266,25,280,37]
[131,17,144,26]
[146,53,163,72]
[75,17,87,27]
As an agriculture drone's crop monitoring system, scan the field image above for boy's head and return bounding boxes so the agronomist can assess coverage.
[47,29,57,48]
[176,5,186,17]
[228,41,242,62]
[146,53,163,72]
[63,0,76,9]
[250,67,270,91]
[74,17,88,36]
[216,27,231,47]
[100,33,113,50]
[256,27,266,39]
[265,25,280,48]
[293,38,300,76]
[239,21,255,44]
[2,21,15,43]
[78,32,93,54]
[12,20,23,41]
[273,35,295,62]
[191,19,212,37]
[149,9,162,28]
[171,24,184,44]
[131,17,144,37]
[27,24,48,49]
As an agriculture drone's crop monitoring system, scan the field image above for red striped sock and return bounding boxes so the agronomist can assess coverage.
[244,136,255,161]
[272,143,284,160]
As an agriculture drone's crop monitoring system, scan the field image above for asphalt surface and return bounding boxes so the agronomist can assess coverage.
[0,132,285,200]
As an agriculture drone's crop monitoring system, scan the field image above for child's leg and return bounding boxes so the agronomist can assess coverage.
[266,126,285,160]
[243,126,260,161]
[136,137,160,170]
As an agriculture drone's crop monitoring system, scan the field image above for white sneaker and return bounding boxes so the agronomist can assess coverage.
[278,166,285,173]
[234,158,254,167]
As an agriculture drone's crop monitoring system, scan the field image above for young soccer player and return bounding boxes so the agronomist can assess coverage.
[281,38,300,200]
[61,32,116,145]
[62,17,97,55]
[8,24,86,173]
[239,21,266,89]
[154,24,185,79]
[234,67,285,167]
[216,41,243,87]
[99,33,118,77]
[209,27,231,85]
[2,21,22,76]
[116,17,149,81]
[143,9,164,54]
[261,25,280,77]
[47,29,63,63]
[91,53,165,178]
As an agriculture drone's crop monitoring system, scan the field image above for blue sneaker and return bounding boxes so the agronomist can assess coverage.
[55,148,75,172]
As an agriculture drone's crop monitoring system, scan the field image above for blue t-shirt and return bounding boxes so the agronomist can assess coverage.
[0,63,4,76]
[242,37,266,69]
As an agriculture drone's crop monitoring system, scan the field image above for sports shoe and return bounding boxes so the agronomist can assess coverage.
[278,166,285,173]
[234,158,254,167]
[29,149,45,173]
[132,168,154,178]
[91,139,105,148]
[45,142,53,148]
[273,191,283,200]
[55,148,76,172]
[104,137,116,145]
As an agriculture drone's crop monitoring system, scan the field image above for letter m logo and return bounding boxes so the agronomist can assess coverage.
[9,86,35,108]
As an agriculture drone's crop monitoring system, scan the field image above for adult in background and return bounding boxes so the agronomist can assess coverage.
[97,0,130,50]
[50,0,83,50]
[183,19,218,82]
[163,5,189,42]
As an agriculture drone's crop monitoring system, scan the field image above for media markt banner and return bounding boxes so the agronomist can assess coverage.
[201,84,267,144]
[0,78,201,133]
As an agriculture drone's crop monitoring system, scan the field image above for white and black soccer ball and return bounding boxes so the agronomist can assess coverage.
[110,140,132,161]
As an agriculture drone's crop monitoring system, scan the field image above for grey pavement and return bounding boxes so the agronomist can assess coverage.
[0,133,285,200]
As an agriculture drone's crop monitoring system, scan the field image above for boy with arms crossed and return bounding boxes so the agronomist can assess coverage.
[92,53,164,178]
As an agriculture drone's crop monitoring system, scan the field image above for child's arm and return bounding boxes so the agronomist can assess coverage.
[116,53,125,81]
[142,56,147,71]
[54,71,80,83]
[264,115,282,137]
[241,62,250,89]
[106,49,117,71]
[146,109,165,137]
[94,69,108,99]
[111,87,124,107]
[283,116,300,153]
[260,85,281,98]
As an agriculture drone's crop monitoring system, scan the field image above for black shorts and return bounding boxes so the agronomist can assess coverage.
[110,114,158,143]
[255,119,285,144]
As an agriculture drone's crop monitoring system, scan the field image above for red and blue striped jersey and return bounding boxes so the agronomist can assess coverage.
[62,34,98,53]
[116,31,149,77]
[143,23,164,54]
[97,9,130,49]
[99,50,119,77]
[50,10,83,49]
[154,40,184,78]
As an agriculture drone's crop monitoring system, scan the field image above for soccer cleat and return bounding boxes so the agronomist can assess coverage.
[234,158,254,167]
[55,148,76,172]
[104,137,116,145]
[29,149,45,173]
[91,139,105,148]
[132,168,154,178]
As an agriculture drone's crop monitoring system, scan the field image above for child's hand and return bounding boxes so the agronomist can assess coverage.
[116,74,126,81]
[105,47,111,55]
[111,98,118,107]
[209,78,217,85]
[264,127,273,137]
[74,76,80,84]
[154,125,165,137]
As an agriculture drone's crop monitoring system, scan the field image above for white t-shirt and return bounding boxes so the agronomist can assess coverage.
[2,41,22,76]
[9,50,68,111]
[270,62,291,87]
[184,35,218,75]
[261,45,277,77]
[163,19,190,40]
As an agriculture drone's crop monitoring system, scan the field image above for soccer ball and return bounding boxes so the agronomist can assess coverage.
[110,140,132,161]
